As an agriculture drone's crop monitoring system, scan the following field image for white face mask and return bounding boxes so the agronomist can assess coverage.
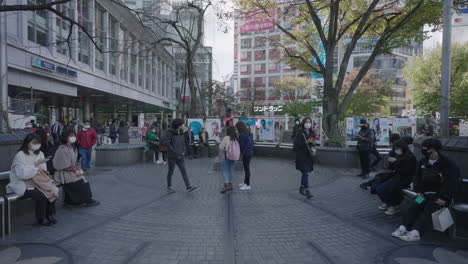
[395,149,403,156]
[84,125,90,129]
[30,144,41,151]
[68,136,77,144]
[295,121,300,125]
[304,123,312,129]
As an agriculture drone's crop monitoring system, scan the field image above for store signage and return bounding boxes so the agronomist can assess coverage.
[31,57,78,78]
[163,101,171,107]
[254,105,284,112]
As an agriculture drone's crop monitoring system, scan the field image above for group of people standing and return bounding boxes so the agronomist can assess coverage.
[8,119,100,226]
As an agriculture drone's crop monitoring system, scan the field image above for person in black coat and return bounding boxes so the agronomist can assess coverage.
[291,118,301,140]
[392,138,460,242]
[373,140,417,215]
[184,126,197,159]
[293,118,316,199]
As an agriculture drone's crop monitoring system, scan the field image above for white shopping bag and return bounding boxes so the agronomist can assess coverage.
[432,207,454,232]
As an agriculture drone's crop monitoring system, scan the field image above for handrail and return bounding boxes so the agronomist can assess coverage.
[0,171,10,180]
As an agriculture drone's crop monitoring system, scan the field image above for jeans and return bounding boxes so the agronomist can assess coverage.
[79,147,92,170]
[223,160,235,184]
[301,172,309,189]
[359,150,371,175]
[242,156,251,186]
[375,180,401,206]
[370,147,382,168]
[23,189,56,221]
[167,158,190,188]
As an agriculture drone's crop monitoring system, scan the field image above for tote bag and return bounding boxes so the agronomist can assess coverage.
[432,207,454,232]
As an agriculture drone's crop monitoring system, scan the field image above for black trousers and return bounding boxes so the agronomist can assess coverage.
[402,195,441,235]
[242,156,252,186]
[359,150,371,175]
[23,189,56,221]
[370,147,382,168]
[167,158,190,188]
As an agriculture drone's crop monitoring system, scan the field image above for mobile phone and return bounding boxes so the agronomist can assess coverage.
[415,196,425,204]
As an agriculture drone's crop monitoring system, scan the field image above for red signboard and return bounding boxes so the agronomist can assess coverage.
[240,9,275,33]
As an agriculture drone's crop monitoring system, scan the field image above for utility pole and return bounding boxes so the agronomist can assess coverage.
[0,7,8,133]
[440,0,452,137]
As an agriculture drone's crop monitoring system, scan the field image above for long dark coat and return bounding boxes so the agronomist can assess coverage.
[293,129,315,173]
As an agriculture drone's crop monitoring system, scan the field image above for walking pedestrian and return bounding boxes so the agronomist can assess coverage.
[219,126,240,194]
[392,138,460,242]
[117,121,130,144]
[236,121,254,191]
[146,126,159,163]
[160,119,197,193]
[355,119,374,179]
[109,120,117,144]
[77,121,97,172]
[293,118,316,199]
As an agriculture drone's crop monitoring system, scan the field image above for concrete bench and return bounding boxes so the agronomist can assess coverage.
[0,171,25,237]
[95,144,145,166]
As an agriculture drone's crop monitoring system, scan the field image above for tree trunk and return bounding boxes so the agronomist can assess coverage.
[322,70,340,139]
[186,60,198,117]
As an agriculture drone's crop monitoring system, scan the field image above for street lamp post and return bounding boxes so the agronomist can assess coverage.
[440,0,453,137]
[0,8,9,133]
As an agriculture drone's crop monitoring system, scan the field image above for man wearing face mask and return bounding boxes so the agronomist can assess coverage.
[392,138,460,242]
[355,119,375,179]
[77,121,97,172]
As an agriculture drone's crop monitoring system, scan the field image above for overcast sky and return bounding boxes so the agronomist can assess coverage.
[204,2,234,82]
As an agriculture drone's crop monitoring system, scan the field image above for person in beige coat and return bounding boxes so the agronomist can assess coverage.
[8,133,58,226]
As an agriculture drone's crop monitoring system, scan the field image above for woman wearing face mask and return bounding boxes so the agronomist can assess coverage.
[293,118,316,199]
[291,118,301,141]
[53,130,100,207]
[372,140,417,215]
[146,125,160,163]
[392,138,460,242]
[8,133,58,226]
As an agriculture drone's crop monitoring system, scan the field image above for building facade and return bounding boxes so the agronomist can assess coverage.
[3,0,176,127]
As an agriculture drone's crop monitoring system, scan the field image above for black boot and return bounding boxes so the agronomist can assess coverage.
[299,186,306,196]
[37,219,51,226]
[47,215,58,225]
[359,182,369,190]
[305,189,314,200]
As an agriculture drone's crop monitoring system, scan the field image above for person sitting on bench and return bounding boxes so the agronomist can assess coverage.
[53,129,100,208]
[8,133,58,226]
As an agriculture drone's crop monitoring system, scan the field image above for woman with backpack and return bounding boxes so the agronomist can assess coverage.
[219,126,240,194]
[236,121,254,191]
[293,118,316,199]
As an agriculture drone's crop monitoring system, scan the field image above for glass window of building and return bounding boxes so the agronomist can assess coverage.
[254,89,265,99]
[240,51,251,61]
[120,28,129,81]
[241,38,251,49]
[138,44,145,87]
[109,18,118,76]
[240,78,251,88]
[240,64,251,75]
[254,63,265,74]
[255,37,266,48]
[95,5,105,70]
[268,35,280,47]
[56,2,74,55]
[254,77,265,87]
[146,52,151,90]
[28,0,48,46]
[78,0,91,64]
[130,37,137,84]
[268,63,279,72]
[268,76,280,86]
[269,49,279,59]
[255,50,265,60]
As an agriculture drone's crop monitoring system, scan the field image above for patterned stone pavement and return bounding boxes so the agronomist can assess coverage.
[1,157,467,264]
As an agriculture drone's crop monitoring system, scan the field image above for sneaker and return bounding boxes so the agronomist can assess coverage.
[385,206,400,215]
[399,231,420,242]
[156,160,163,164]
[163,161,167,165]
[299,186,306,196]
[85,199,100,207]
[392,227,407,239]
[167,186,176,193]
[186,186,197,192]
[378,203,388,211]
[305,189,314,200]
[239,185,251,191]
[238,183,246,188]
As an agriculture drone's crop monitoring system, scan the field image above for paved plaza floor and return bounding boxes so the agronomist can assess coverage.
[1,157,467,264]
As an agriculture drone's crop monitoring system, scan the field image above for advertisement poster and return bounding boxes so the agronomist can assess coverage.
[460,120,468,137]
[311,118,322,144]
[206,119,221,142]
[346,118,390,146]
[187,119,203,136]
[259,118,275,141]
[392,118,416,138]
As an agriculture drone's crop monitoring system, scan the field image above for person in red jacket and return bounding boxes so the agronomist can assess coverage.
[77,121,97,171]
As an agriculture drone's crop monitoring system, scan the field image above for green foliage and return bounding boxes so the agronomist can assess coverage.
[283,101,322,118]
[403,43,468,118]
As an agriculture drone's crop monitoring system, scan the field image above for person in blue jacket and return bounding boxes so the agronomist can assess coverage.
[236,121,254,191]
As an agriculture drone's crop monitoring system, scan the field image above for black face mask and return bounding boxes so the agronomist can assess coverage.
[421,148,430,157]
